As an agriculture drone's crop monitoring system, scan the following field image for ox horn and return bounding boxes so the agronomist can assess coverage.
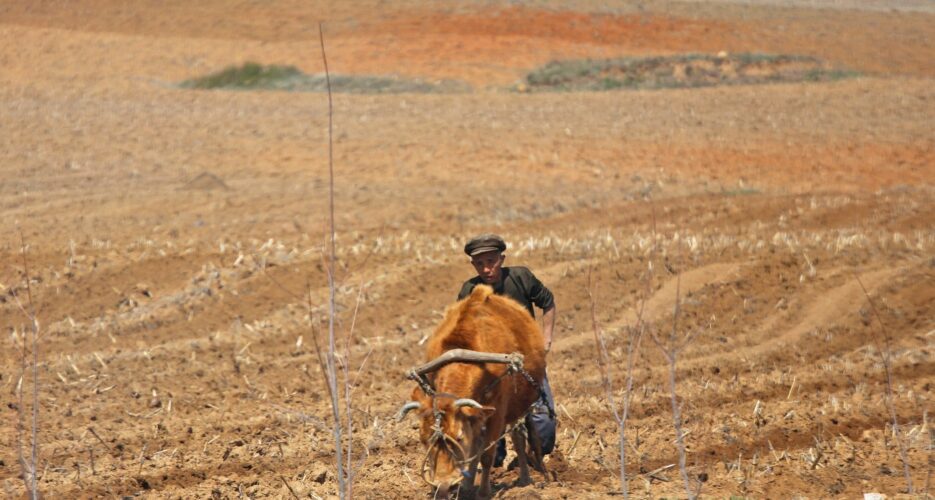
[396,401,422,422]
[453,398,483,409]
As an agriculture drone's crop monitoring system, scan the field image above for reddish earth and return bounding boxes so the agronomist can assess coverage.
[0,1,933,498]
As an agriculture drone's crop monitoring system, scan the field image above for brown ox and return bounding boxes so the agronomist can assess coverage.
[398,284,546,498]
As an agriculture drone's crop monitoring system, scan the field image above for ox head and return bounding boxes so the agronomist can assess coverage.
[398,387,495,497]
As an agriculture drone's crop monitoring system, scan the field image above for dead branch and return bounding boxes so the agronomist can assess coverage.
[587,267,635,498]
[87,427,112,452]
[280,475,301,500]
[318,21,347,498]
[583,200,654,498]
[644,463,675,482]
[855,274,913,493]
[305,281,333,407]
[12,233,41,499]
[343,277,368,492]
[649,238,697,500]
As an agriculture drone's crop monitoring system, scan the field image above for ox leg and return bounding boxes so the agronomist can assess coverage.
[525,414,549,480]
[459,454,480,499]
[511,425,532,486]
[478,444,495,499]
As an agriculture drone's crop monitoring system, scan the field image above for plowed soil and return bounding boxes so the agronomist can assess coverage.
[1,1,933,498]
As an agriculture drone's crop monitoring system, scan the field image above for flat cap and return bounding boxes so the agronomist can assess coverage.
[464,233,506,256]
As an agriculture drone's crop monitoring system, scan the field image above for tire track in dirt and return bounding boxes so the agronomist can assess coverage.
[746,266,903,355]
[548,255,931,487]
[553,258,909,367]
[551,261,742,353]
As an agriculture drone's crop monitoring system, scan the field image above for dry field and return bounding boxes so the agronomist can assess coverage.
[1,1,933,498]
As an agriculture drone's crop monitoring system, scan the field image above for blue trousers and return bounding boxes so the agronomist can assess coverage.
[494,373,555,466]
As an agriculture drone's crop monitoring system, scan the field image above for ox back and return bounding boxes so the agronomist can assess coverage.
[427,284,546,423]
[404,284,547,497]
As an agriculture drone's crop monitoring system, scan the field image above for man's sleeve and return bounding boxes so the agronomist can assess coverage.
[457,281,475,301]
[526,271,555,311]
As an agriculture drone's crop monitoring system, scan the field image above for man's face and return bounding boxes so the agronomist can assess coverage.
[471,251,504,284]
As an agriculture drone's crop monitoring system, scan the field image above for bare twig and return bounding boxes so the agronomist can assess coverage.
[318,22,346,498]
[645,463,675,476]
[809,436,823,470]
[650,274,693,498]
[12,233,41,499]
[295,21,377,499]
[567,430,583,458]
[280,475,301,500]
[587,266,645,498]
[583,201,658,498]
[644,463,675,482]
[88,427,112,452]
[855,274,913,493]
[306,282,333,402]
[343,283,363,492]
[924,424,932,497]
[138,443,147,475]
[649,231,698,499]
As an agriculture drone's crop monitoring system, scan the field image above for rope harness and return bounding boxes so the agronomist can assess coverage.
[419,401,469,484]
[407,355,544,485]
[417,399,537,485]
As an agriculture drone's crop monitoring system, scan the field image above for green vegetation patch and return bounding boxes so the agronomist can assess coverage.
[182,62,303,90]
[523,53,858,92]
[181,62,470,94]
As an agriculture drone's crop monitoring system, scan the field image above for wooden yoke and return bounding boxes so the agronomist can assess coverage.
[407,349,525,396]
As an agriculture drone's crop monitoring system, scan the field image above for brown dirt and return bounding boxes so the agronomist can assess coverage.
[1,1,933,498]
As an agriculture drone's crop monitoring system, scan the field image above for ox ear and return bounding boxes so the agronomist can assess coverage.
[459,405,496,421]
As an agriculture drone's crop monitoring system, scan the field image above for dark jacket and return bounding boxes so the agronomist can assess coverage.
[457,266,554,318]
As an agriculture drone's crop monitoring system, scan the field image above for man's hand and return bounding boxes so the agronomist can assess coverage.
[542,305,556,353]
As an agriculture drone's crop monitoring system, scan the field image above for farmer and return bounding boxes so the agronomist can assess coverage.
[457,233,557,468]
